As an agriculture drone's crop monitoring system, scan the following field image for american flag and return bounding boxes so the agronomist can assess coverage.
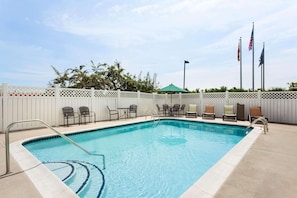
[248,28,254,51]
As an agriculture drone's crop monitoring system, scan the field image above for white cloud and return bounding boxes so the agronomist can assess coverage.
[1,0,297,90]
[131,4,159,14]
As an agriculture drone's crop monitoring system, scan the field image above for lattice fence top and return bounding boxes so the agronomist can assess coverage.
[261,91,297,99]
[203,92,225,99]
[59,88,91,97]
[228,92,258,99]
[4,84,297,100]
[7,86,55,97]
[94,90,118,98]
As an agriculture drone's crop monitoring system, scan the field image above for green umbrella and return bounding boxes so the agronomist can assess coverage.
[158,83,188,105]
[158,83,188,93]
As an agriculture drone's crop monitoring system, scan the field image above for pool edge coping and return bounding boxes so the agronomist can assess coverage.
[180,126,262,197]
[10,118,262,197]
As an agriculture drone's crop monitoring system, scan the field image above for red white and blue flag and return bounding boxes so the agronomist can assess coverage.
[259,47,264,67]
[248,27,254,51]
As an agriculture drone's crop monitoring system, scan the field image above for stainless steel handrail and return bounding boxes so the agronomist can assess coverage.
[5,119,105,174]
[246,117,268,134]
[150,110,160,127]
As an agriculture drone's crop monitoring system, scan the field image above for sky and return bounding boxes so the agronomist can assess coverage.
[1,0,297,91]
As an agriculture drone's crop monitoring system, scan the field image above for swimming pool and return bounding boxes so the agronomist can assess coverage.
[23,119,249,197]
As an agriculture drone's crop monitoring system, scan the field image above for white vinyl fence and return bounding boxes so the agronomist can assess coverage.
[1,83,296,132]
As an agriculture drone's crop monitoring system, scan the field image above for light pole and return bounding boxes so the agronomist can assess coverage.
[183,60,189,89]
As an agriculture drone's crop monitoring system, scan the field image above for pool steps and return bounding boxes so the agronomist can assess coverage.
[4,119,105,174]
[44,160,105,197]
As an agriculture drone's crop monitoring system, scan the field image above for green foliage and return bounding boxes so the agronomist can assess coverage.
[49,61,158,93]
[228,87,248,92]
[267,87,286,91]
[288,82,297,91]
[204,86,227,93]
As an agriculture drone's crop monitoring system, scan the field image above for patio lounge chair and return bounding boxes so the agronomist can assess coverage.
[79,106,96,124]
[107,106,119,120]
[223,105,237,121]
[62,106,80,126]
[202,104,215,119]
[186,104,198,118]
[249,106,268,123]
[179,104,186,116]
[129,104,137,118]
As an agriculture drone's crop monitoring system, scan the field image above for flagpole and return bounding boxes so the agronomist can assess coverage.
[261,58,263,90]
[252,22,255,91]
[259,42,265,90]
[183,60,189,89]
[263,42,265,90]
[239,37,242,89]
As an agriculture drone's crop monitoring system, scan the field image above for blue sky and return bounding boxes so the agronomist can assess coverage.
[1,0,296,91]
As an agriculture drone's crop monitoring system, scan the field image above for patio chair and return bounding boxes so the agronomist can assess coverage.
[79,106,96,124]
[202,104,215,119]
[186,104,198,118]
[129,104,137,118]
[249,106,268,123]
[156,104,164,116]
[171,104,180,116]
[223,105,237,122]
[163,104,170,116]
[107,106,119,121]
[62,106,80,126]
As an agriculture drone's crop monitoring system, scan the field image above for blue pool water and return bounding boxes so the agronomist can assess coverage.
[24,119,247,197]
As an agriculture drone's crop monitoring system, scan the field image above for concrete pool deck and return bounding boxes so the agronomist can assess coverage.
[0,117,297,197]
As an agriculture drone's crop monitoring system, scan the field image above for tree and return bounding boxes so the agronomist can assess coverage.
[49,60,159,93]
[49,66,70,88]
[288,82,297,91]
[105,61,125,90]
[89,61,108,89]
[68,65,89,88]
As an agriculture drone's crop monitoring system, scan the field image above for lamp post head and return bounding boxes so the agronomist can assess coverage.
[184,60,189,64]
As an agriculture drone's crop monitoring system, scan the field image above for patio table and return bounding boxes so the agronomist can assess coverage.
[117,107,129,119]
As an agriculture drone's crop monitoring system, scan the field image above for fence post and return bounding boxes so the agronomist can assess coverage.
[165,93,168,105]
[225,90,229,104]
[54,85,60,126]
[1,83,8,132]
[91,87,95,108]
[179,92,182,105]
[200,90,203,114]
[117,89,121,108]
[137,91,140,105]
[257,90,261,106]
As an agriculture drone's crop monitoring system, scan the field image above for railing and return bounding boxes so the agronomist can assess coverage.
[246,117,269,134]
[4,119,105,174]
[150,110,161,127]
